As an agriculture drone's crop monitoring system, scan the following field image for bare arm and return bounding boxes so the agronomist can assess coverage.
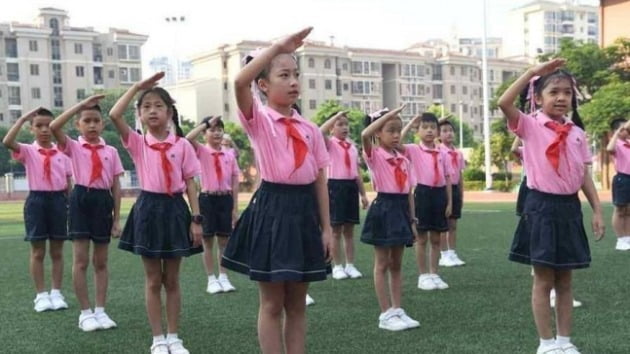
[401,115,420,143]
[361,105,406,157]
[50,95,105,147]
[445,176,453,217]
[111,175,122,237]
[231,174,240,226]
[185,117,218,150]
[314,168,333,262]
[2,107,41,151]
[186,177,202,247]
[581,166,605,241]
[606,122,629,153]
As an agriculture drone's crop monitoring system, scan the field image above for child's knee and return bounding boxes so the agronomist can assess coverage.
[92,257,107,273]
[260,298,284,317]
[31,248,46,262]
[162,275,179,292]
[74,256,89,272]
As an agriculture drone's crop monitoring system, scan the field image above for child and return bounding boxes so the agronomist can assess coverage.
[185,116,240,294]
[49,95,124,332]
[320,110,369,280]
[2,107,72,312]
[400,113,452,291]
[437,119,466,267]
[109,72,203,354]
[360,105,419,331]
[499,58,604,354]
[606,118,630,251]
[220,28,333,354]
[221,133,240,160]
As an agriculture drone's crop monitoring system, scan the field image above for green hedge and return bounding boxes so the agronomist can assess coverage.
[463,180,518,192]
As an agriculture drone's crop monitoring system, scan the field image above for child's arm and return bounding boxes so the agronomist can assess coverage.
[231,173,240,228]
[50,95,105,147]
[234,27,313,119]
[109,72,165,141]
[606,122,629,153]
[2,107,41,151]
[314,168,333,262]
[581,166,605,241]
[361,105,406,157]
[111,175,122,238]
[498,58,566,127]
[401,115,420,143]
[409,190,418,237]
[445,176,453,218]
[356,170,369,209]
[185,116,218,150]
[185,177,202,247]
[319,111,347,147]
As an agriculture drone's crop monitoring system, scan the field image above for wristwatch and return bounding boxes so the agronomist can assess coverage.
[191,214,204,224]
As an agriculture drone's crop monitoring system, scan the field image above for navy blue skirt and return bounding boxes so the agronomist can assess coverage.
[221,181,330,282]
[509,189,591,270]
[24,191,68,242]
[515,176,530,216]
[361,192,414,247]
[118,191,203,258]
[414,184,449,232]
[612,173,630,206]
[328,179,360,225]
[69,185,114,243]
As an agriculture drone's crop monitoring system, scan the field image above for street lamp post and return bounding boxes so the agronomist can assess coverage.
[458,101,464,149]
[481,0,493,190]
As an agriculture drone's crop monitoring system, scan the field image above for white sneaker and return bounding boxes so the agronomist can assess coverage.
[431,274,449,290]
[167,338,190,354]
[33,293,54,312]
[560,343,581,354]
[305,294,315,306]
[206,278,223,294]
[450,252,466,266]
[439,254,457,267]
[50,292,68,310]
[150,341,170,354]
[536,344,564,354]
[378,309,407,331]
[218,276,236,292]
[417,274,437,290]
[615,238,630,251]
[344,264,363,279]
[94,311,117,329]
[78,313,102,332]
[332,265,349,280]
[392,308,420,329]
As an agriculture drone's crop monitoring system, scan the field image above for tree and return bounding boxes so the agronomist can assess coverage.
[223,121,256,188]
[580,81,630,138]
[469,120,514,181]
[310,100,366,144]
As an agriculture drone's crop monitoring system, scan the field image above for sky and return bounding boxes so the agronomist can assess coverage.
[3,0,599,73]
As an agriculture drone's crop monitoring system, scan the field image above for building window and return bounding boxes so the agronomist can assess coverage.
[54,87,63,107]
[309,100,317,110]
[224,103,229,112]
[5,38,17,58]
[223,61,227,69]
[29,40,38,52]
[130,68,140,81]
[9,110,22,122]
[352,61,363,74]
[8,87,21,105]
[463,86,468,95]
[461,66,467,76]
[107,47,113,56]
[343,83,349,91]
[432,85,443,99]
[77,89,86,100]
[324,59,331,69]
[30,64,39,76]
[463,104,468,113]
[76,66,85,77]
[94,67,103,85]
[308,58,315,68]
[450,85,456,95]
[370,62,380,74]
[129,46,140,60]
[51,39,61,60]
[49,18,59,35]
[325,80,332,90]
[450,66,455,76]
[342,63,348,71]
[74,43,83,54]
[93,44,103,62]
[118,45,127,60]
[53,63,62,84]
[451,104,456,113]
[119,68,129,82]
[7,63,19,81]
[108,70,115,79]
[223,82,228,90]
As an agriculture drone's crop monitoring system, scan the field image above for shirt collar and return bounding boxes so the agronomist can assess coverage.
[78,135,105,146]
[145,132,176,146]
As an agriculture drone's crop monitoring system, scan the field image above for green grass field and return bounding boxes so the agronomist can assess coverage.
[0,200,628,353]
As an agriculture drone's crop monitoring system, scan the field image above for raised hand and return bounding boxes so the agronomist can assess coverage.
[274,27,313,54]
[136,72,165,90]
[80,94,106,108]
[530,58,566,77]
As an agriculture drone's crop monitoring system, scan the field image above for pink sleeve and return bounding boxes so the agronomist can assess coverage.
[363,149,375,167]
[112,149,125,176]
[121,130,143,160]
[231,155,240,176]
[581,131,592,164]
[181,140,201,180]
[237,96,266,137]
[407,161,417,187]
[59,136,79,157]
[195,144,207,159]
[311,125,330,170]
[508,111,532,139]
[403,144,415,160]
[11,143,32,164]
[64,156,73,177]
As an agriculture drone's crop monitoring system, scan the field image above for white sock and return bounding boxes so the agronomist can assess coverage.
[440,251,448,257]
[540,338,556,347]
[345,263,354,268]
[153,335,165,344]
[50,289,61,296]
[218,273,228,280]
[556,335,570,346]
[166,333,179,341]
[94,307,104,314]
[208,274,217,282]
[80,309,92,316]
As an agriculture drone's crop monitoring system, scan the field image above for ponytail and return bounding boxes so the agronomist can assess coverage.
[171,105,184,137]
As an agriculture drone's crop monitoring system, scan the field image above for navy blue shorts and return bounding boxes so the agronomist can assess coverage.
[450,184,463,219]
[414,184,449,232]
[69,185,114,244]
[328,179,360,226]
[23,191,68,242]
[612,173,630,207]
[361,193,414,247]
[509,189,591,270]
[199,193,234,237]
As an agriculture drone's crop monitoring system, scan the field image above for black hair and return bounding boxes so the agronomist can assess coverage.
[363,109,390,128]
[420,112,439,126]
[518,69,585,130]
[610,118,628,131]
[438,119,455,131]
[292,103,302,115]
[76,105,102,119]
[136,87,183,137]
[35,108,54,118]
[201,116,224,131]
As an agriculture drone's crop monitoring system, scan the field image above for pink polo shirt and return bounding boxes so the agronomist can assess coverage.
[509,111,591,195]
[404,143,451,187]
[440,144,465,185]
[60,136,124,189]
[196,144,240,191]
[12,142,72,191]
[364,146,414,194]
[612,139,630,175]
[238,98,329,185]
[327,136,359,180]
[123,130,200,194]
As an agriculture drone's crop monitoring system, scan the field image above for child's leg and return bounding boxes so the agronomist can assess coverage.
[92,243,109,308]
[49,240,65,290]
[30,241,47,292]
[415,232,429,274]
[622,206,630,236]
[389,246,405,309]
[331,225,344,265]
[554,270,573,337]
[217,237,229,274]
[612,206,623,238]
[342,223,355,264]
[163,257,182,334]
[72,240,91,310]
[532,265,555,340]
[258,282,286,354]
[373,247,392,312]
[284,282,309,354]
[440,231,449,252]
[202,237,215,276]
[142,257,164,336]
[447,219,458,250]
[429,232,441,273]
